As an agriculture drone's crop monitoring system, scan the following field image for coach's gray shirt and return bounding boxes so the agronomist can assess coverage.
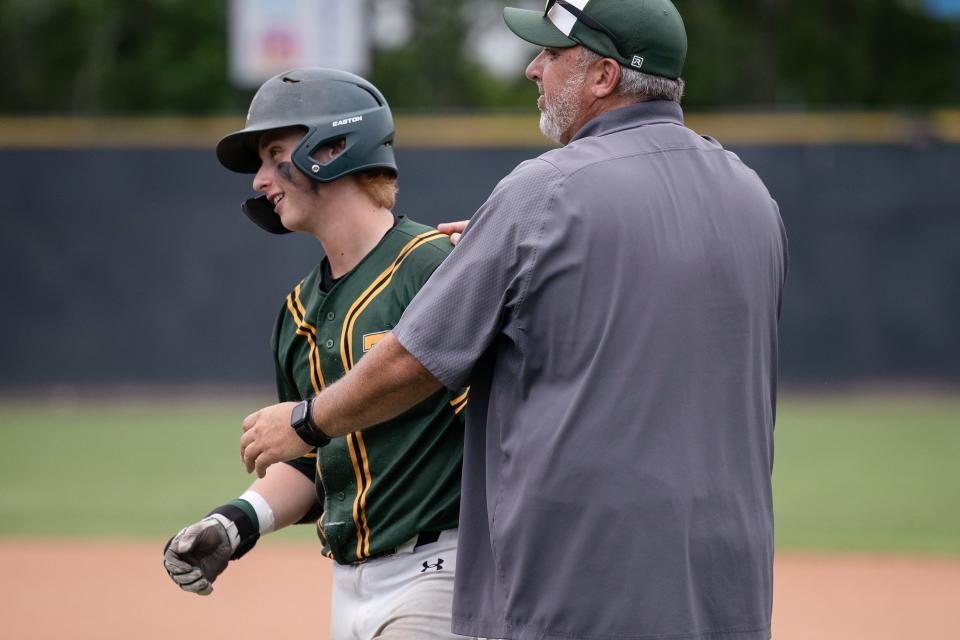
[393,101,787,640]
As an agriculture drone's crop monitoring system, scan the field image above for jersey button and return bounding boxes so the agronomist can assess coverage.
[325,339,335,349]
[326,311,336,321]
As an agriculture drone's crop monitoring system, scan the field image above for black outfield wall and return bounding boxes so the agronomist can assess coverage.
[2,144,958,386]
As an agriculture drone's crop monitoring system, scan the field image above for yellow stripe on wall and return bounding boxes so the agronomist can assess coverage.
[0,116,243,148]
[933,110,960,142]
[684,112,930,145]
[2,112,959,148]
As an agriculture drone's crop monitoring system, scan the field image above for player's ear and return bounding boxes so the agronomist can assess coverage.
[590,57,621,99]
[312,138,347,164]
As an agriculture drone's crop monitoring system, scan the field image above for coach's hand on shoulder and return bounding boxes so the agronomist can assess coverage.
[437,220,469,246]
[240,401,313,478]
[163,519,232,596]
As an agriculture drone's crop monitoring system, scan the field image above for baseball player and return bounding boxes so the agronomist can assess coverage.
[162,68,468,640]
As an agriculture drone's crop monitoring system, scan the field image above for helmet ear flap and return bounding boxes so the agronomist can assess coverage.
[291,105,396,183]
[242,196,292,235]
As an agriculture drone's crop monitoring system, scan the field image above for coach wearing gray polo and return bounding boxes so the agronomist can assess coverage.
[239,0,787,638]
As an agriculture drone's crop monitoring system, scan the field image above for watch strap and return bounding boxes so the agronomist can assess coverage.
[292,397,331,447]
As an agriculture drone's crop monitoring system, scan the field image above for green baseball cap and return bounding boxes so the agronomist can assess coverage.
[503,0,687,80]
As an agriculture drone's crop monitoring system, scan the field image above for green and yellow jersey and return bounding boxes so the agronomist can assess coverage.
[273,216,466,565]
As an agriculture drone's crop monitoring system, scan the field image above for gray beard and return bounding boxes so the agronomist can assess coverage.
[539,68,586,144]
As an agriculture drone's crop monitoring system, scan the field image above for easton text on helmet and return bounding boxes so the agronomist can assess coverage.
[333,116,363,127]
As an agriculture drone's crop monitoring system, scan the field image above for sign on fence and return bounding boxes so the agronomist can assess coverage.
[228,0,368,88]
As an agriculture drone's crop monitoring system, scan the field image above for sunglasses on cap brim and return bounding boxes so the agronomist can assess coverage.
[545,0,631,60]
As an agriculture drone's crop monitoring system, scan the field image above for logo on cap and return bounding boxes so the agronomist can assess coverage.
[631,56,644,69]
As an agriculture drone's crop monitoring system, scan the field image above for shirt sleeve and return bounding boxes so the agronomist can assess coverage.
[393,158,562,389]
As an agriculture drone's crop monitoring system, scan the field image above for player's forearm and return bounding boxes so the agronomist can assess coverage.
[311,333,442,439]
[248,463,318,530]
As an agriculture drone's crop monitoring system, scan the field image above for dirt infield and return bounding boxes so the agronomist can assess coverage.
[1,540,958,639]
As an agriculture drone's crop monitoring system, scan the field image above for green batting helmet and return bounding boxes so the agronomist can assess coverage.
[216,67,397,234]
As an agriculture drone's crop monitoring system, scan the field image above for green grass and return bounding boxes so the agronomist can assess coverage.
[0,394,315,543]
[772,392,960,555]
[1,391,958,554]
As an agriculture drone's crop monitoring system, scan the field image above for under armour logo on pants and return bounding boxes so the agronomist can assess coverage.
[421,558,444,572]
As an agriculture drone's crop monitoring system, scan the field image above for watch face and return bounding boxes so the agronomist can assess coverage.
[291,401,307,426]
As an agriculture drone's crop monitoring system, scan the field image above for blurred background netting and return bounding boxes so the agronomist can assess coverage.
[0,2,958,638]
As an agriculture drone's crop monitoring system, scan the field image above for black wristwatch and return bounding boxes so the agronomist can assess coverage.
[290,397,331,448]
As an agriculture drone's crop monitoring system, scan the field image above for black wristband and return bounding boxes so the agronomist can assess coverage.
[291,397,331,448]
[208,503,260,560]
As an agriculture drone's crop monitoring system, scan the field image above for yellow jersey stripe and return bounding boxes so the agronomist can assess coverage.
[450,388,470,406]
[346,433,370,559]
[285,294,321,395]
[355,433,375,558]
[317,512,335,559]
[293,285,326,391]
[451,388,470,414]
[339,230,444,371]
[293,283,312,327]
[334,230,444,560]
[341,233,445,558]
[342,232,444,370]
[285,287,325,394]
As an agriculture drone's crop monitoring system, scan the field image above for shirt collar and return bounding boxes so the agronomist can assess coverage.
[569,100,684,143]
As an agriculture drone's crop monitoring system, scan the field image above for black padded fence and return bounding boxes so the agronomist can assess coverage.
[1,143,958,386]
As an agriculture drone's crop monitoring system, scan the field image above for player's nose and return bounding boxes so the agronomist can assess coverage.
[252,165,271,193]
